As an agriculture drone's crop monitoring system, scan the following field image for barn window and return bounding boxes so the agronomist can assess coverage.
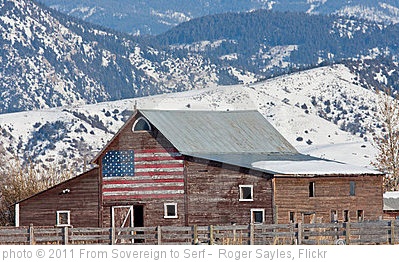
[331,210,338,222]
[350,181,356,196]
[239,185,253,201]
[132,117,151,132]
[251,209,265,224]
[56,211,70,226]
[164,203,178,218]
[289,212,295,223]
[309,182,315,197]
[357,210,364,222]
[343,210,350,222]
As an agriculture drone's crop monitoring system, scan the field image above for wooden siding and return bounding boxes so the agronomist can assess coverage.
[99,112,185,227]
[18,168,100,227]
[383,211,399,220]
[274,175,384,224]
[185,157,274,225]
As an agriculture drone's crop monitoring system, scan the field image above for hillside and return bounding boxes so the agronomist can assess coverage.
[39,0,399,35]
[1,0,399,116]
[0,0,243,114]
[0,64,381,172]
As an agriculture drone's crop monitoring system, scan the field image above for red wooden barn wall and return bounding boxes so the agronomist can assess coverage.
[18,168,100,227]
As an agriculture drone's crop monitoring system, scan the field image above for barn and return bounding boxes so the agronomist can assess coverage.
[15,109,384,228]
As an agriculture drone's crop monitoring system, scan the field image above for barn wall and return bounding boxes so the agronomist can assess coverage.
[274,175,384,224]
[18,168,100,227]
[185,157,274,225]
[99,112,186,227]
[383,211,399,220]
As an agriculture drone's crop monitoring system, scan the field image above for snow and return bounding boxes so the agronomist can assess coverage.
[0,64,383,172]
[251,159,380,175]
[384,191,399,199]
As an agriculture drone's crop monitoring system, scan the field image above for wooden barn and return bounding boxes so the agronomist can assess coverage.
[15,109,384,228]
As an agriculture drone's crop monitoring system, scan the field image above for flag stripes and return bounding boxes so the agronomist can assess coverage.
[102,148,184,200]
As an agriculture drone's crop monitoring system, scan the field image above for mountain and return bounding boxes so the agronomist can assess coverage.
[2,0,399,116]
[0,64,382,172]
[153,9,399,92]
[38,0,399,35]
[0,0,257,114]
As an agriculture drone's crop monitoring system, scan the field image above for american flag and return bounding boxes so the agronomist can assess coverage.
[102,148,184,200]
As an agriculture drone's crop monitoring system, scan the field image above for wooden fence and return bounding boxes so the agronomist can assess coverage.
[0,220,398,245]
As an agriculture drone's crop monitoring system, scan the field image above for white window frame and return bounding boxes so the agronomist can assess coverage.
[132,117,151,132]
[164,203,178,219]
[251,208,265,224]
[56,210,71,226]
[15,203,20,227]
[239,185,254,201]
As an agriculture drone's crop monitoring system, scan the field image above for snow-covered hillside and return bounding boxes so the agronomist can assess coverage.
[0,64,382,172]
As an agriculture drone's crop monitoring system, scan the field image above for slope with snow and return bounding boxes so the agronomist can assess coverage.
[0,64,382,173]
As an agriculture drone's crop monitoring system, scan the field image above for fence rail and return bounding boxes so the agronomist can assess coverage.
[0,220,398,245]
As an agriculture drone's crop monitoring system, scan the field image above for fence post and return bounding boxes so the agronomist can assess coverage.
[209,225,214,245]
[345,222,351,245]
[157,226,162,245]
[249,223,254,245]
[111,225,116,245]
[29,224,35,245]
[390,220,395,245]
[297,222,302,245]
[193,225,198,245]
[63,226,69,245]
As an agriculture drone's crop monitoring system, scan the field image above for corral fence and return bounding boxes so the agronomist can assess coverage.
[0,220,398,245]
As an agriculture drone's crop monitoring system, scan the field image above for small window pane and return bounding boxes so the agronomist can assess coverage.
[164,203,177,218]
[331,210,338,222]
[242,187,252,199]
[289,212,295,223]
[357,210,364,222]
[350,181,356,196]
[254,212,263,223]
[166,205,176,217]
[343,210,349,222]
[309,182,315,197]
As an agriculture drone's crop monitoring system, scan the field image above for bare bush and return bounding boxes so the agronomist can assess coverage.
[372,88,399,191]
[0,154,74,226]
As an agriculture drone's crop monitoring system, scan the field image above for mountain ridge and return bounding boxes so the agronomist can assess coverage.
[38,0,399,35]
[2,0,399,115]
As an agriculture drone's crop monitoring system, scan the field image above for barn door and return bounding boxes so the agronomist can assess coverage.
[112,206,134,244]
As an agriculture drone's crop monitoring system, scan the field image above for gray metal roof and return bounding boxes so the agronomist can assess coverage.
[140,109,298,155]
[138,109,381,176]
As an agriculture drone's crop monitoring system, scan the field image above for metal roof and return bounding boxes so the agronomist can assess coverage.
[384,192,399,211]
[140,109,298,155]
[139,109,381,176]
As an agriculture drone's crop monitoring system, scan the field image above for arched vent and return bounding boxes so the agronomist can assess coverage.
[132,117,151,132]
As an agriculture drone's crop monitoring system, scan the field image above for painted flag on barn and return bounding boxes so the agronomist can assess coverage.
[102,148,184,200]
[102,150,135,177]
